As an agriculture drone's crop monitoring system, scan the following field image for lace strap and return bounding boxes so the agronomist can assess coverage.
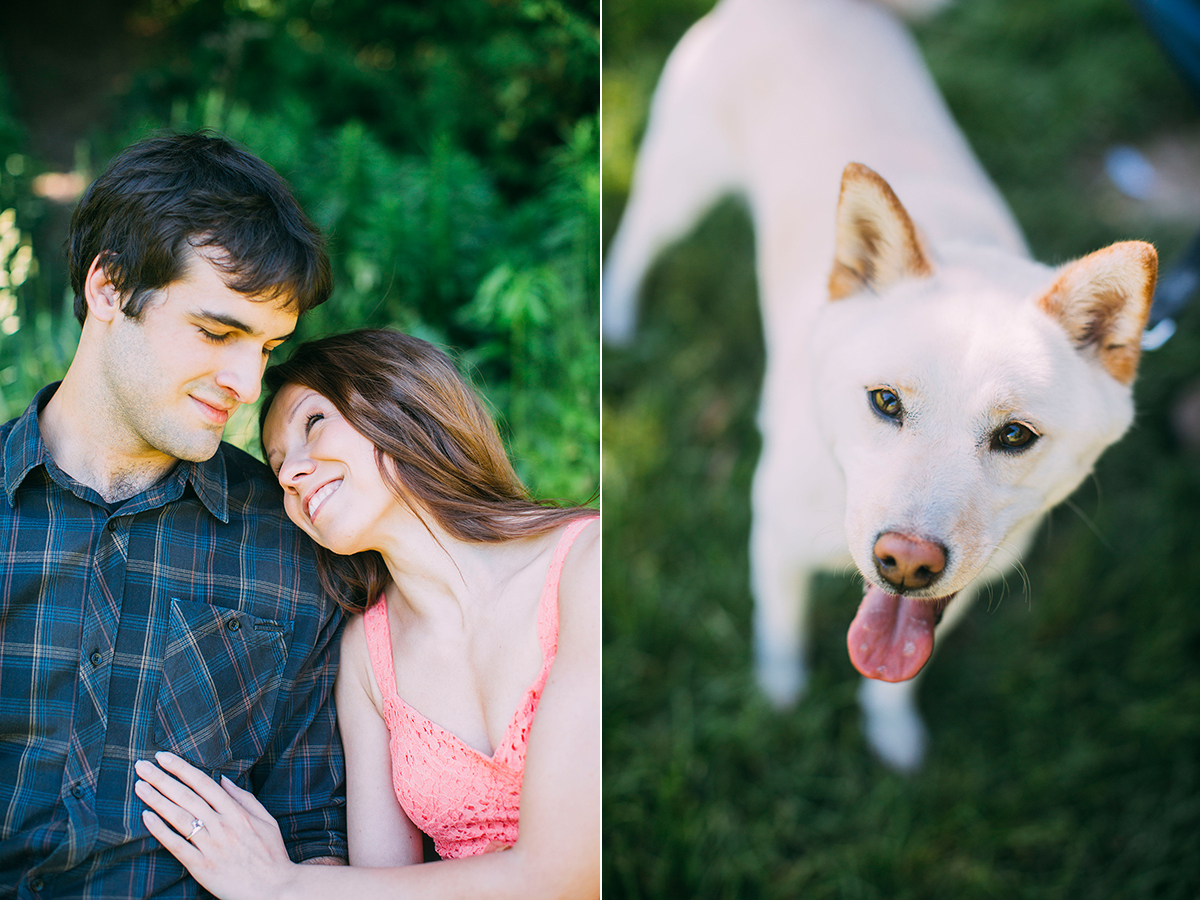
[362,598,397,698]
[536,516,598,657]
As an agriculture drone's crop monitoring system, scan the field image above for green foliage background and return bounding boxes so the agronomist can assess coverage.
[603,0,1200,897]
[0,0,598,504]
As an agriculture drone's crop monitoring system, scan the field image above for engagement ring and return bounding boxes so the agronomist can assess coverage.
[186,818,205,841]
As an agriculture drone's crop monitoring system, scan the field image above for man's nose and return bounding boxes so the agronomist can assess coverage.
[214,345,266,404]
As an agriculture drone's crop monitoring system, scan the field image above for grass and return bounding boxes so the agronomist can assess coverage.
[601,0,1200,896]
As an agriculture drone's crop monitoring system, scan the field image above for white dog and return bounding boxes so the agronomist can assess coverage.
[603,0,1156,770]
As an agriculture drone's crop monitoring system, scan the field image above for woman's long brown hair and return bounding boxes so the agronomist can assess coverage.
[261,328,595,612]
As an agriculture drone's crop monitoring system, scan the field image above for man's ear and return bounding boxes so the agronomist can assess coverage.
[83,254,124,323]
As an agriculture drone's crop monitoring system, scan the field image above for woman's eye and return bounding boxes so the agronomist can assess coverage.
[303,413,324,436]
[993,421,1039,451]
[869,388,903,421]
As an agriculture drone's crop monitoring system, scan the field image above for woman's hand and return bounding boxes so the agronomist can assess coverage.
[135,751,301,900]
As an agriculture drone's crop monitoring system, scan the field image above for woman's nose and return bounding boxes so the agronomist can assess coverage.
[277,455,314,490]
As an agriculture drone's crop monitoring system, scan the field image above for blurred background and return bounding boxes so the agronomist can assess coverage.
[0,0,598,505]
[603,0,1200,896]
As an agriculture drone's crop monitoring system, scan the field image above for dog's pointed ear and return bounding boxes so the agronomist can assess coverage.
[829,163,934,300]
[1037,241,1157,384]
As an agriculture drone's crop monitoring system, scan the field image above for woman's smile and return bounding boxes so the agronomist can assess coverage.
[305,478,343,521]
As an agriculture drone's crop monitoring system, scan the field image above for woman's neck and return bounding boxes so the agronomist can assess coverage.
[376,517,537,631]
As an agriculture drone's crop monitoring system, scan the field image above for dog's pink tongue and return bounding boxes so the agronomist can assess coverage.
[847,586,939,682]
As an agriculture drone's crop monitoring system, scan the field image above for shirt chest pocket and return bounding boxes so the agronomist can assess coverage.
[154,597,293,771]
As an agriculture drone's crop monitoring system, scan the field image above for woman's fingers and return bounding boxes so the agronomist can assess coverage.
[139,767,298,900]
[134,770,206,842]
[133,758,208,818]
[133,752,242,850]
[153,751,237,812]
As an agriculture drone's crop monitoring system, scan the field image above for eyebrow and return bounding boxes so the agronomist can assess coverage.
[193,309,294,343]
[280,390,314,428]
[263,389,316,469]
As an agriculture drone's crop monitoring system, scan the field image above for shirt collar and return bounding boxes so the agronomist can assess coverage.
[184,448,230,523]
[4,382,230,522]
[3,383,57,508]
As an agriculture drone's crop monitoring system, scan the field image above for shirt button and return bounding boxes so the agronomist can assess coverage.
[70,784,83,799]
[226,618,241,632]
[29,877,44,892]
[106,520,117,531]
[89,650,103,667]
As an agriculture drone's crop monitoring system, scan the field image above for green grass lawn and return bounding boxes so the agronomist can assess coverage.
[601,0,1200,896]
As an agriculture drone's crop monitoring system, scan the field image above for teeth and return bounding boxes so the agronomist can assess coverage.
[306,480,342,520]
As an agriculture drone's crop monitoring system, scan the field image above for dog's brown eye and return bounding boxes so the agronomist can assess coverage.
[869,388,902,420]
[994,421,1038,451]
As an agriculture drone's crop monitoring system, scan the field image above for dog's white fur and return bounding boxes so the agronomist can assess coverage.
[603,0,1156,770]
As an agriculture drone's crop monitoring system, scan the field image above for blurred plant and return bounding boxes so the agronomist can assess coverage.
[0,293,82,423]
[0,208,33,334]
[458,116,600,502]
[0,70,77,422]
[126,0,598,199]
[0,196,80,422]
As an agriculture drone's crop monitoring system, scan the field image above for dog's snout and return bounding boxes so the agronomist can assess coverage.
[873,532,946,591]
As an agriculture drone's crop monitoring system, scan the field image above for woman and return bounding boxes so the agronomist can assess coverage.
[134,329,599,899]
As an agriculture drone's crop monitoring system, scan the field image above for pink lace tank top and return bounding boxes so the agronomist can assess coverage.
[362,516,596,859]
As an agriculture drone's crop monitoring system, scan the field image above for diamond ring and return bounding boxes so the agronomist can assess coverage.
[186,818,205,841]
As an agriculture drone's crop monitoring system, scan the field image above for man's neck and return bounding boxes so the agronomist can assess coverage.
[38,373,179,504]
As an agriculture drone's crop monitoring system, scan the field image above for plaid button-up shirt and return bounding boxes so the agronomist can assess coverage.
[0,385,347,898]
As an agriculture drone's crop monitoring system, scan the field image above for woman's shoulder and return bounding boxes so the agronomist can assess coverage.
[339,607,368,654]
[553,516,599,638]
[337,606,389,714]
[557,514,599,572]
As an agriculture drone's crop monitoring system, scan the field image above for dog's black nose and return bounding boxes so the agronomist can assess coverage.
[873,532,946,591]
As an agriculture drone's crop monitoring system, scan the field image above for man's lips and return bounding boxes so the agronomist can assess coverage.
[304,479,342,521]
[191,395,236,425]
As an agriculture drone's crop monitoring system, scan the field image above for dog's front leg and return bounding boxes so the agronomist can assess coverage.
[751,521,813,708]
[749,410,845,708]
[749,462,837,707]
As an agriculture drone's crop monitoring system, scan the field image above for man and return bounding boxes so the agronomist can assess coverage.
[0,131,346,897]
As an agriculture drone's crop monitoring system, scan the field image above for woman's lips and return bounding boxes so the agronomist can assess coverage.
[305,479,343,521]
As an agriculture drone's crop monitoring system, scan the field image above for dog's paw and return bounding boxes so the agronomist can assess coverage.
[857,678,927,772]
[755,656,808,709]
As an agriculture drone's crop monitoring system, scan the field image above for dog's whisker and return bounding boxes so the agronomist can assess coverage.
[993,539,1034,609]
[1063,498,1113,552]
